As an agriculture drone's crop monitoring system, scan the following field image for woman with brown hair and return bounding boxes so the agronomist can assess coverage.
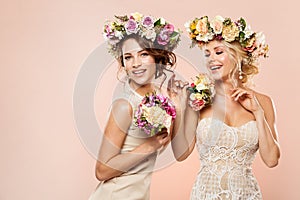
[89,12,181,200]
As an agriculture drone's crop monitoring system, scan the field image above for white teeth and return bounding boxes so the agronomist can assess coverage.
[132,69,146,74]
[211,66,221,70]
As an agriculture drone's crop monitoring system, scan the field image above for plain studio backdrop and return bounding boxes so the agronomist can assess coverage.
[0,0,298,199]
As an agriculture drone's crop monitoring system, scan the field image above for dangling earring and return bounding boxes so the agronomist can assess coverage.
[155,64,163,79]
[239,65,243,80]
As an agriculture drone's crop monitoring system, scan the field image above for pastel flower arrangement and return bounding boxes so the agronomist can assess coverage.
[134,91,176,136]
[185,16,269,63]
[187,73,215,111]
[103,12,181,57]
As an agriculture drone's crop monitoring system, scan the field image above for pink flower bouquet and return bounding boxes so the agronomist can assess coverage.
[187,73,215,111]
[134,92,176,136]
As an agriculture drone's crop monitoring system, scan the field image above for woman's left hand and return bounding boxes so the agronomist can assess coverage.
[231,88,262,113]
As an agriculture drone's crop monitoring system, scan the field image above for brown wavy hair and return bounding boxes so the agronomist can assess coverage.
[115,34,177,87]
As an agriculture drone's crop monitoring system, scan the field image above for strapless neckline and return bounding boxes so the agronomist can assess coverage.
[192,117,262,200]
[198,117,256,129]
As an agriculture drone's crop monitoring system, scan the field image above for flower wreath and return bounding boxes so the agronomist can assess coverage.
[103,12,181,57]
[185,15,269,64]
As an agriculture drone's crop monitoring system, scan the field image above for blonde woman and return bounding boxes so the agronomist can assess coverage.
[171,16,280,199]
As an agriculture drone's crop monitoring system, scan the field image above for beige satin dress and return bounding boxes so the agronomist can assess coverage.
[89,80,158,200]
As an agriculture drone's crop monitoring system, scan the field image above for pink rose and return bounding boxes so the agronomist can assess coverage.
[190,99,205,111]
[157,30,170,46]
[104,24,114,38]
[142,16,154,28]
[125,19,138,34]
[163,24,174,34]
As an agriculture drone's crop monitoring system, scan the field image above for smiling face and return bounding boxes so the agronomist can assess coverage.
[121,38,156,89]
[202,40,237,82]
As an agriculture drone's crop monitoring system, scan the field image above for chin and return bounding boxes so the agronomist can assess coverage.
[130,78,150,87]
[209,73,223,81]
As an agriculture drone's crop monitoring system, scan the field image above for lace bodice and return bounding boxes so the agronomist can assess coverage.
[191,117,262,200]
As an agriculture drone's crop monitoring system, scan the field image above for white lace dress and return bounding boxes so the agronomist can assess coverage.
[191,117,262,200]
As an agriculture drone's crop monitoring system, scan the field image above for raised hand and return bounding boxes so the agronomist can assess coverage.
[231,88,262,113]
[167,74,189,109]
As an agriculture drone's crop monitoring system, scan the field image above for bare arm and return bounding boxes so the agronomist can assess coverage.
[168,76,199,161]
[254,94,280,167]
[232,88,280,168]
[171,103,198,161]
[95,99,170,181]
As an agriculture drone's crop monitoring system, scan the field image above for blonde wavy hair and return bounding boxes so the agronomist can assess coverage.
[222,40,259,87]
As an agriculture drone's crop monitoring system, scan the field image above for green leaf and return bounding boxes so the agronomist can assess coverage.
[187,87,195,93]
[223,18,232,26]
[154,19,161,26]
[239,18,246,30]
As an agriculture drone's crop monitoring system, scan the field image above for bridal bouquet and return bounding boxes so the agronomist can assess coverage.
[187,73,215,111]
[134,91,176,136]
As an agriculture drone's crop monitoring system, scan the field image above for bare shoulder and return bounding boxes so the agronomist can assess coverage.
[252,90,277,121]
[253,90,274,106]
[107,98,133,133]
[111,98,133,117]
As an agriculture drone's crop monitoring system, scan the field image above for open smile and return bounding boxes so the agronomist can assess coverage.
[209,65,222,71]
[131,69,147,76]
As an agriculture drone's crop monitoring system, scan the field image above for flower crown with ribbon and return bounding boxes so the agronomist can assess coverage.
[185,16,269,63]
[103,12,181,57]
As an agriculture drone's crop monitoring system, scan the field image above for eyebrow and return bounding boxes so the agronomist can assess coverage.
[214,46,224,49]
[123,49,147,55]
[204,46,224,52]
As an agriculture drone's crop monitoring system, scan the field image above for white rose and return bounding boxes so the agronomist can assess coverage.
[196,83,206,91]
[163,115,172,130]
[114,30,124,40]
[142,29,156,41]
[211,15,224,34]
[190,93,196,101]
[255,32,266,45]
[160,17,166,25]
[130,12,143,21]
[196,32,214,42]
[145,106,167,125]
[244,25,254,39]
[184,21,192,32]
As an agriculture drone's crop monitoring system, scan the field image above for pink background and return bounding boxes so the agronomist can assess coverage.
[1,0,298,199]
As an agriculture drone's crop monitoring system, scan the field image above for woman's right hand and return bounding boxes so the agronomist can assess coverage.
[144,128,170,153]
[167,74,189,110]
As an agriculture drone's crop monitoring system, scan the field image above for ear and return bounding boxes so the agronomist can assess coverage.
[155,63,164,79]
[117,54,125,67]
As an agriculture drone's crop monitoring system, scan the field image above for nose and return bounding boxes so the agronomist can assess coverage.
[132,55,142,68]
[207,54,215,64]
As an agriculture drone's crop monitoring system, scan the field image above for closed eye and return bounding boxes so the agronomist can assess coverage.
[204,51,210,57]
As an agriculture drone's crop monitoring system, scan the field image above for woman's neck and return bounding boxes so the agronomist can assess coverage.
[129,81,156,96]
[214,79,241,97]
